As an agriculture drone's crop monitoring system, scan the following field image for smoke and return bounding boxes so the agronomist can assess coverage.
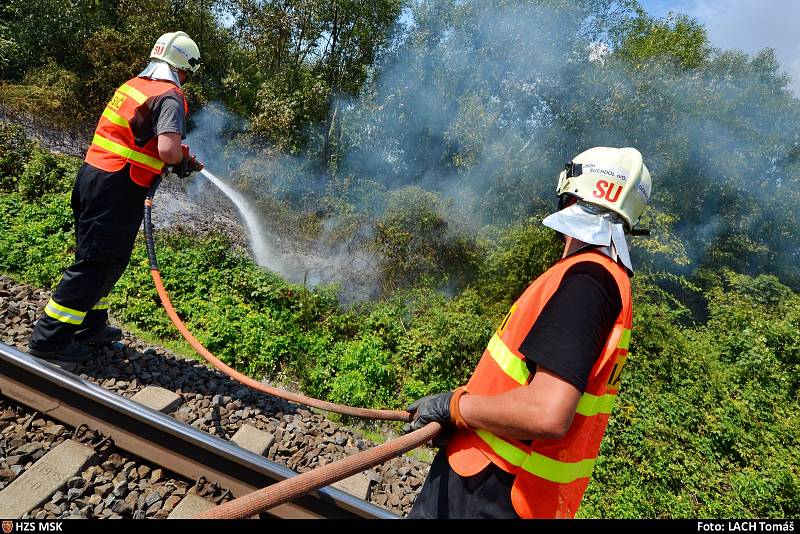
[185,103,384,300]
[184,0,800,294]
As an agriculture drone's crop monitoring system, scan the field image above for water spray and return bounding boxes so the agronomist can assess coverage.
[199,168,276,268]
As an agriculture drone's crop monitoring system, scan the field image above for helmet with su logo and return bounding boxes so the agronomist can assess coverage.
[556,147,652,232]
[150,31,201,74]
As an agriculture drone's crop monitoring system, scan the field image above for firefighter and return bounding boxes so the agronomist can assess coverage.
[28,32,204,361]
[406,147,652,519]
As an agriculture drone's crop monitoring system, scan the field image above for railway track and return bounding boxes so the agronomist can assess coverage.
[0,275,429,518]
[0,341,398,519]
[0,393,210,519]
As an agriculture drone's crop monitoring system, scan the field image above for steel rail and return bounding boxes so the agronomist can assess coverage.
[0,342,399,519]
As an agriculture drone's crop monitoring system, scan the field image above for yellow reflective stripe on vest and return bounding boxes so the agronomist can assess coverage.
[575,392,616,417]
[102,108,130,128]
[521,452,595,483]
[118,83,148,105]
[475,429,528,467]
[44,299,86,325]
[91,134,164,171]
[618,328,632,350]
[475,429,596,483]
[487,334,530,386]
[92,299,109,311]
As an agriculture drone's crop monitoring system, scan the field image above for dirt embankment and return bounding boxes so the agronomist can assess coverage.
[150,177,249,251]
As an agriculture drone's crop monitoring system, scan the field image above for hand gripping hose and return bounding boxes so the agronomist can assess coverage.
[143,178,412,422]
[196,422,442,519]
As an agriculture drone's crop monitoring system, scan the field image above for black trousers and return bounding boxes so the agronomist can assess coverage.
[29,163,148,350]
[407,448,520,519]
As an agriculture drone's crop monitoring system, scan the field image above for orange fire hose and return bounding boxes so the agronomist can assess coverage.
[143,179,411,422]
[196,422,441,519]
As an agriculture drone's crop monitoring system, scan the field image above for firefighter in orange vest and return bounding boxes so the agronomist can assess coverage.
[28,32,204,361]
[406,147,652,519]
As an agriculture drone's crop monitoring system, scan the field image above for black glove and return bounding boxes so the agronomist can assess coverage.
[173,144,204,178]
[405,391,454,432]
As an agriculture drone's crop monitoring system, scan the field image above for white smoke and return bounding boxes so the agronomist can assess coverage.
[182,1,800,292]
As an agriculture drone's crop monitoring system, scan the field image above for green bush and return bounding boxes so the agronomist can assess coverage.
[476,218,562,307]
[394,288,495,399]
[0,121,78,199]
[0,121,34,190]
[328,334,398,408]
[0,24,22,77]
[0,60,86,126]
[18,148,77,200]
[580,272,800,518]
[0,192,74,287]
[373,186,481,294]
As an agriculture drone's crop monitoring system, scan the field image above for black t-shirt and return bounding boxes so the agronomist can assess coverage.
[519,259,623,391]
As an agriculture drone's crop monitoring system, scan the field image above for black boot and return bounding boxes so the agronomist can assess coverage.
[28,341,94,362]
[75,324,123,346]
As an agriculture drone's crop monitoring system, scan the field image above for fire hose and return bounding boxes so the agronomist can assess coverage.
[196,422,441,519]
[143,175,440,517]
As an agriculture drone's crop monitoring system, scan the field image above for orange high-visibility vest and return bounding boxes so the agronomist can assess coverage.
[85,76,188,188]
[447,250,632,518]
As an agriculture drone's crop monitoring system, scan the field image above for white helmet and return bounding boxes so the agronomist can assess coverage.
[150,31,201,74]
[556,147,652,231]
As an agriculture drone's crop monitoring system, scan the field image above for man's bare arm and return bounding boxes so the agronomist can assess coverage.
[157,132,183,164]
[458,365,581,440]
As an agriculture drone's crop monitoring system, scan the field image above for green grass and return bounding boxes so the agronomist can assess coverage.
[403,447,435,464]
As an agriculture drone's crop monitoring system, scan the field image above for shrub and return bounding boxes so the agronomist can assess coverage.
[0,60,85,126]
[0,192,74,287]
[0,122,78,199]
[18,148,78,200]
[0,121,34,190]
[373,186,481,294]
[0,25,22,78]
[477,218,562,307]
